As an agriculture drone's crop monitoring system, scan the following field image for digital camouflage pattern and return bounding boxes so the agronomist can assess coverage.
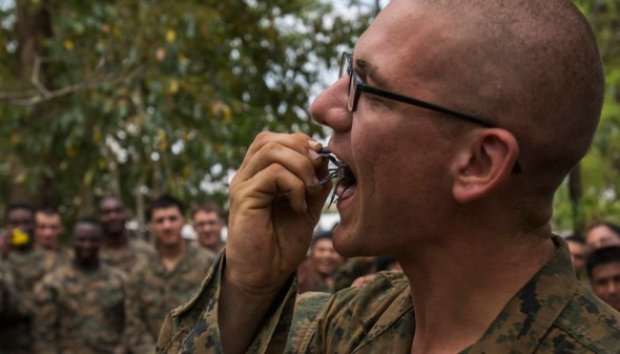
[100,238,156,274]
[157,236,620,353]
[126,245,216,353]
[32,263,128,354]
[1,248,64,354]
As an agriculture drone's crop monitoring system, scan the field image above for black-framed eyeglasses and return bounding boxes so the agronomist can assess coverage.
[339,52,522,174]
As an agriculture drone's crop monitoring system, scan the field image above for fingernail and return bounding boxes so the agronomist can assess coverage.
[308,140,323,150]
[309,149,322,161]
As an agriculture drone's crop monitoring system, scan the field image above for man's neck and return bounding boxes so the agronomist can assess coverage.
[74,258,100,272]
[104,233,128,249]
[160,239,187,270]
[37,244,58,252]
[15,242,34,254]
[401,230,556,354]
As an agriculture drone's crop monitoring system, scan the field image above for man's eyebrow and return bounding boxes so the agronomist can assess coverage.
[355,58,390,89]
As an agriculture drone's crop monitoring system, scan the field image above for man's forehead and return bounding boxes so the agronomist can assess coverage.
[354,1,453,90]
[100,197,124,210]
[152,206,183,218]
[74,223,102,236]
[196,210,220,219]
[593,262,620,276]
[36,212,61,222]
[7,209,34,220]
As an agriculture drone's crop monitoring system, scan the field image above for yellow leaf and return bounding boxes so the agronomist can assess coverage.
[158,129,167,142]
[59,161,68,171]
[167,79,180,94]
[93,129,102,144]
[212,101,233,123]
[166,30,176,43]
[14,172,27,185]
[64,40,74,51]
[67,147,78,158]
[98,158,107,170]
[223,105,232,123]
[83,170,94,186]
[10,132,21,146]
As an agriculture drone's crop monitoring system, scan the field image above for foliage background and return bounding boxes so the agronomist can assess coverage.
[1,0,619,234]
[0,0,377,229]
[552,0,620,233]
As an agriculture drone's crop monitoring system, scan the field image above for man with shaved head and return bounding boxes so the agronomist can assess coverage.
[158,1,620,353]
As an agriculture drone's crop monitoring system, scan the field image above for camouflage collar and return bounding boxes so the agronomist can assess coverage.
[461,235,577,353]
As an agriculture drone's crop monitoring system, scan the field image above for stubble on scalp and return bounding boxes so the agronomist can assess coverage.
[406,0,604,225]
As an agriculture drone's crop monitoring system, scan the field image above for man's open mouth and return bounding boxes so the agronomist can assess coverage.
[316,148,357,207]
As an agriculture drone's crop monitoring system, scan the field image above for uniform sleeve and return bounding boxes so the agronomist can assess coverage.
[156,253,317,354]
[124,268,156,354]
[32,277,60,354]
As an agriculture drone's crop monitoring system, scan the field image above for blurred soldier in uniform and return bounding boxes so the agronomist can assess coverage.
[191,203,226,254]
[125,196,216,353]
[587,246,620,311]
[34,208,64,253]
[297,232,343,293]
[34,208,71,262]
[33,218,128,354]
[1,203,62,354]
[565,233,588,279]
[0,260,26,320]
[98,196,156,273]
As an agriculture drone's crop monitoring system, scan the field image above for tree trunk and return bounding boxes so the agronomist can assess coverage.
[10,0,54,206]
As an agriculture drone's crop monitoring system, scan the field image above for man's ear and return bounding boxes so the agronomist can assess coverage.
[451,129,519,203]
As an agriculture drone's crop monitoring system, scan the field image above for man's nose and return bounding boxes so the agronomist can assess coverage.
[607,281,620,294]
[310,76,352,133]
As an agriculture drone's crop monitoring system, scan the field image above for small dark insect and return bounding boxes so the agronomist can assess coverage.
[309,147,353,207]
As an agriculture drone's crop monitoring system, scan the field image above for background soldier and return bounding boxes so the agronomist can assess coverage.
[33,218,128,354]
[34,208,64,253]
[98,196,156,273]
[191,203,226,254]
[587,246,620,311]
[1,203,62,354]
[126,196,216,353]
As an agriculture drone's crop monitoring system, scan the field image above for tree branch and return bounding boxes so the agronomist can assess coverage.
[0,64,144,106]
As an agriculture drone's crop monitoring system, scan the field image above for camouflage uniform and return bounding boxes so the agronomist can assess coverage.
[157,236,620,353]
[332,257,376,291]
[100,238,156,274]
[0,260,25,319]
[1,248,64,354]
[126,245,216,353]
[32,263,128,354]
[39,246,73,267]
